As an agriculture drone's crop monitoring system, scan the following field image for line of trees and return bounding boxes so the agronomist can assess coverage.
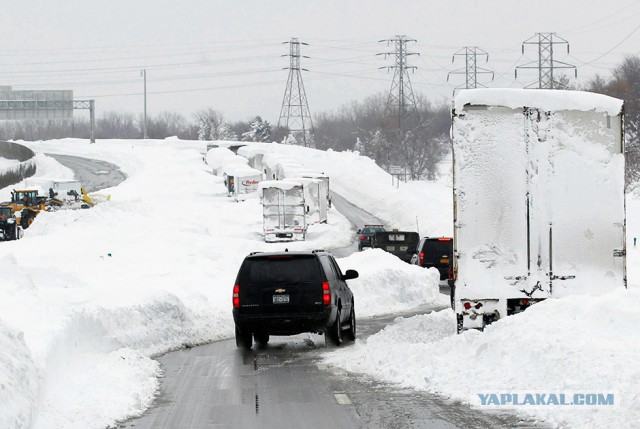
[0,54,639,184]
[584,55,640,187]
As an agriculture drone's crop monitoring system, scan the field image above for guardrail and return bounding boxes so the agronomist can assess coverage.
[0,141,36,189]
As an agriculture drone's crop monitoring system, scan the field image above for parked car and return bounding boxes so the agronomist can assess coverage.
[411,237,454,284]
[357,224,385,250]
[232,249,359,349]
[371,230,420,263]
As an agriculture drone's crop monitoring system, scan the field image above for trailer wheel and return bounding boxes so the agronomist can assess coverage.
[449,283,455,309]
[456,314,464,334]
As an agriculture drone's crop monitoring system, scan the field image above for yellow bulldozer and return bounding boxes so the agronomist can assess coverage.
[2,189,48,229]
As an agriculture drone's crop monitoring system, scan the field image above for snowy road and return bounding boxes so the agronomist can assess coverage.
[45,153,126,192]
[123,305,540,429]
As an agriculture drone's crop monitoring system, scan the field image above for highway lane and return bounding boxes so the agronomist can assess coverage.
[122,305,542,429]
[45,153,126,192]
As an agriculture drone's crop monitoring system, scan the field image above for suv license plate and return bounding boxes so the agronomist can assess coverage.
[273,294,290,304]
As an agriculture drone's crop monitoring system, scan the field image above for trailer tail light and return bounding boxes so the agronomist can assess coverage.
[419,252,424,265]
[322,282,331,305]
[463,302,471,310]
[521,299,529,306]
[448,265,454,280]
[232,284,240,309]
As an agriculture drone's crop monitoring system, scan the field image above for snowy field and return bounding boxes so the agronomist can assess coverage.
[0,137,637,429]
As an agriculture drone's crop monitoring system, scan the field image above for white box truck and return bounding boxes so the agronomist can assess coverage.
[259,180,307,242]
[451,89,626,332]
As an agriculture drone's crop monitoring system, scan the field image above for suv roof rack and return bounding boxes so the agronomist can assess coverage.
[249,251,262,256]
[311,249,325,253]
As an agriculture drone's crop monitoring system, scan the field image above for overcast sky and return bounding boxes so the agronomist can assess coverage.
[2,1,639,124]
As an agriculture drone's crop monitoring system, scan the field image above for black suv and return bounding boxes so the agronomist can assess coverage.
[232,249,359,348]
[357,224,385,250]
[410,237,454,284]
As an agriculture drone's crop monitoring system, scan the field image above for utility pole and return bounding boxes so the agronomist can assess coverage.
[277,38,314,147]
[141,69,148,139]
[378,35,419,135]
[516,33,577,89]
[448,47,494,93]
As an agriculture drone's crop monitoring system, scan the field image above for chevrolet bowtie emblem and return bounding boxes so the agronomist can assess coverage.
[275,288,286,293]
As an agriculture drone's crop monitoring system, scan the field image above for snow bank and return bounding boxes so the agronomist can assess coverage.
[337,248,447,316]
[0,320,39,428]
[324,286,640,428]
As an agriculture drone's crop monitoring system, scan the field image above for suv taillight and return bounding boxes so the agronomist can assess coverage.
[360,235,366,240]
[448,265,454,280]
[419,252,424,266]
[233,284,240,309]
[322,281,331,305]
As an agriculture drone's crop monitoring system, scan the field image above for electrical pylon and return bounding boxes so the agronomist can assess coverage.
[378,35,419,134]
[277,37,314,147]
[447,47,494,94]
[516,33,577,89]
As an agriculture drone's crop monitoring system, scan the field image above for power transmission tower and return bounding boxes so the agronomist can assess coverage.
[447,47,494,94]
[378,35,419,134]
[515,33,577,89]
[277,38,314,147]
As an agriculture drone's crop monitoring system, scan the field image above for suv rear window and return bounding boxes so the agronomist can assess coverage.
[241,255,322,283]
[422,240,453,261]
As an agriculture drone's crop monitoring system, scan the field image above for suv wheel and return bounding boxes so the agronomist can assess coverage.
[329,308,343,346]
[235,325,253,349]
[345,307,356,342]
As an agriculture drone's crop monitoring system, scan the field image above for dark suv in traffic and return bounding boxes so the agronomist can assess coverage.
[232,249,359,348]
[410,237,454,284]
[357,224,385,250]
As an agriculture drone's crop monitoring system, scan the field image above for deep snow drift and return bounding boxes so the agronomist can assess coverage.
[0,138,449,428]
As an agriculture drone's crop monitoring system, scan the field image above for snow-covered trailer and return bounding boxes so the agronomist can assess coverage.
[222,164,262,201]
[282,177,328,224]
[262,153,297,180]
[451,89,626,333]
[237,144,272,173]
[259,180,307,242]
[205,147,246,175]
[296,169,331,209]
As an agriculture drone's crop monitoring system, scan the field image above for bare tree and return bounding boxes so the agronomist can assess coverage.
[97,111,140,139]
[194,108,237,141]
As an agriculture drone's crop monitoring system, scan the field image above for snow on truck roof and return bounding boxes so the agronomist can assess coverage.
[454,88,623,116]
[258,179,304,191]
[221,164,261,177]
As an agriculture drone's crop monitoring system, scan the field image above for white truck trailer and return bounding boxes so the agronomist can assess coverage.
[259,180,307,242]
[222,164,262,202]
[451,89,626,332]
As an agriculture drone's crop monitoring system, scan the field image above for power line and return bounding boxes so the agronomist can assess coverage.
[447,47,494,93]
[516,33,577,89]
[277,38,314,147]
[378,35,419,134]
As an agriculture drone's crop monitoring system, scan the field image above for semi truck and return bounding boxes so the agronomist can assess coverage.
[259,180,307,242]
[451,88,626,333]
